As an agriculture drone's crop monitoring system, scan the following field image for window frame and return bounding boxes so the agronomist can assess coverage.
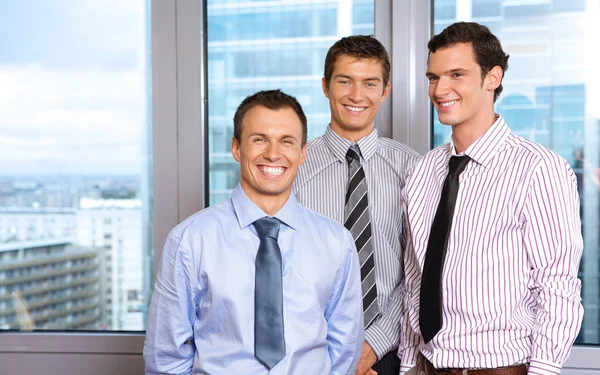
[0,1,597,373]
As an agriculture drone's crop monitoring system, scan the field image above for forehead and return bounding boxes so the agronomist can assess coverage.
[241,105,303,136]
[427,43,478,71]
[332,55,385,77]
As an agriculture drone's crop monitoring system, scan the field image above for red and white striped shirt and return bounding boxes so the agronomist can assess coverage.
[399,115,583,375]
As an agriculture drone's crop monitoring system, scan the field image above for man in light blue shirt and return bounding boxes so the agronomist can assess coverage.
[144,89,364,375]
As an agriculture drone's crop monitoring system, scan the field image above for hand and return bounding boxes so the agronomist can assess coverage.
[355,341,378,375]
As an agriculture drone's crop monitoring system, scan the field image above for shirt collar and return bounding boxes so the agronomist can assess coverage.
[323,125,379,163]
[231,184,300,231]
[449,114,510,168]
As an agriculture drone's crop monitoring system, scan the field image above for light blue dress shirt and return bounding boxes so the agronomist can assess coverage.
[144,184,364,375]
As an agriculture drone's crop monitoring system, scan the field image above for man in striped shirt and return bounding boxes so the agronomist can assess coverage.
[294,35,419,375]
[400,22,583,375]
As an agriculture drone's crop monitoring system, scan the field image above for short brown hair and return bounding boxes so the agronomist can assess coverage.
[233,89,308,145]
[428,22,509,102]
[324,35,391,88]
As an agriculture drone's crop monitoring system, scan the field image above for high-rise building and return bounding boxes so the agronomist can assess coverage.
[0,238,100,330]
[207,0,375,204]
[0,199,145,331]
[76,199,144,330]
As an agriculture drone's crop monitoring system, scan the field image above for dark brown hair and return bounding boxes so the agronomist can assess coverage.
[324,35,391,88]
[233,89,307,145]
[428,22,509,102]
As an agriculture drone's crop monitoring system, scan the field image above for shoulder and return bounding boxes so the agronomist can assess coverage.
[510,136,575,181]
[295,135,335,190]
[305,135,327,153]
[502,133,573,177]
[373,137,420,179]
[407,143,447,175]
[297,204,354,251]
[299,204,348,233]
[168,200,233,241]
[377,137,420,161]
[513,135,567,165]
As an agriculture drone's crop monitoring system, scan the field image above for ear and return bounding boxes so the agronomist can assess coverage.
[298,144,307,167]
[231,137,241,163]
[381,82,391,102]
[486,66,503,92]
[321,77,329,98]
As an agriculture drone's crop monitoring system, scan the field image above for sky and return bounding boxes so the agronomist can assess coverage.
[0,0,148,175]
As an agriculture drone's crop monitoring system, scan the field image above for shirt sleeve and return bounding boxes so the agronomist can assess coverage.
[325,229,365,375]
[399,209,422,375]
[143,232,198,375]
[364,157,418,359]
[523,157,584,375]
[364,256,404,359]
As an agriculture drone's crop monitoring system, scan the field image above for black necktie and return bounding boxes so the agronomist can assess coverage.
[253,216,285,369]
[419,155,471,343]
[344,144,378,327]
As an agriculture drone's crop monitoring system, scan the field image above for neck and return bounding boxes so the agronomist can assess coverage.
[452,112,497,154]
[330,122,373,143]
[241,184,290,216]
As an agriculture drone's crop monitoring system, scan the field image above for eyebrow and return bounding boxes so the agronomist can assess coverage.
[334,74,381,82]
[426,67,469,78]
[249,132,299,141]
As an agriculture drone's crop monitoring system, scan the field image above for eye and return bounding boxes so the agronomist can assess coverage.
[254,137,266,143]
[427,76,438,83]
[366,82,376,88]
[452,72,464,78]
[339,80,350,85]
[283,139,294,145]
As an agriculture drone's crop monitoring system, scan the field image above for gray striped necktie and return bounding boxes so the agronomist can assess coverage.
[344,144,378,327]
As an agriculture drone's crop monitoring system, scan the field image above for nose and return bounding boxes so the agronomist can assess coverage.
[433,76,450,98]
[263,141,282,161]
[348,84,365,102]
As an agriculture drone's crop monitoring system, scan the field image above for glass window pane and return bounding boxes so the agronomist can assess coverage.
[432,1,599,344]
[207,0,375,205]
[0,1,151,331]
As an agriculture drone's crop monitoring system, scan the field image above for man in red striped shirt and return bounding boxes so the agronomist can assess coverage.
[400,22,583,375]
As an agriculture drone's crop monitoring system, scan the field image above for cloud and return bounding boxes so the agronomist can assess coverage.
[0,64,148,175]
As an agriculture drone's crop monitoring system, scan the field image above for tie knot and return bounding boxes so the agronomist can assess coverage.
[253,216,280,239]
[448,155,471,176]
[346,144,361,163]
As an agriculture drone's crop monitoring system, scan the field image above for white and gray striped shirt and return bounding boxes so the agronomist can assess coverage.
[294,125,419,358]
[399,115,584,375]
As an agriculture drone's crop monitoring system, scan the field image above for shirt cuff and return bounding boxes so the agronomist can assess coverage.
[398,346,418,375]
[364,324,394,360]
[528,358,562,375]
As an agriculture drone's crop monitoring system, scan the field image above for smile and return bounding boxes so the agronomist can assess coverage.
[439,100,458,107]
[258,166,286,176]
[344,105,366,112]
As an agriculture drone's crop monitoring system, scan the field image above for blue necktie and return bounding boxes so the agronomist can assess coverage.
[253,216,285,369]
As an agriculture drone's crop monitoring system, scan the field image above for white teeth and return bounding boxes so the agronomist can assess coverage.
[345,106,365,112]
[440,100,457,107]
[260,166,285,176]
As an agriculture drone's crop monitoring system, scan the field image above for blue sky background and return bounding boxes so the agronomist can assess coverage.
[0,0,147,175]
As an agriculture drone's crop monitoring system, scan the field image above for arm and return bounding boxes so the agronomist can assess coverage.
[399,208,422,375]
[363,264,404,361]
[523,158,584,375]
[364,153,420,362]
[143,233,198,375]
[325,230,365,375]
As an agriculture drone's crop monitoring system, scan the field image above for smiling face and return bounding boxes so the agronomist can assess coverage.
[232,105,306,213]
[426,43,500,133]
[322,55,391,142]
